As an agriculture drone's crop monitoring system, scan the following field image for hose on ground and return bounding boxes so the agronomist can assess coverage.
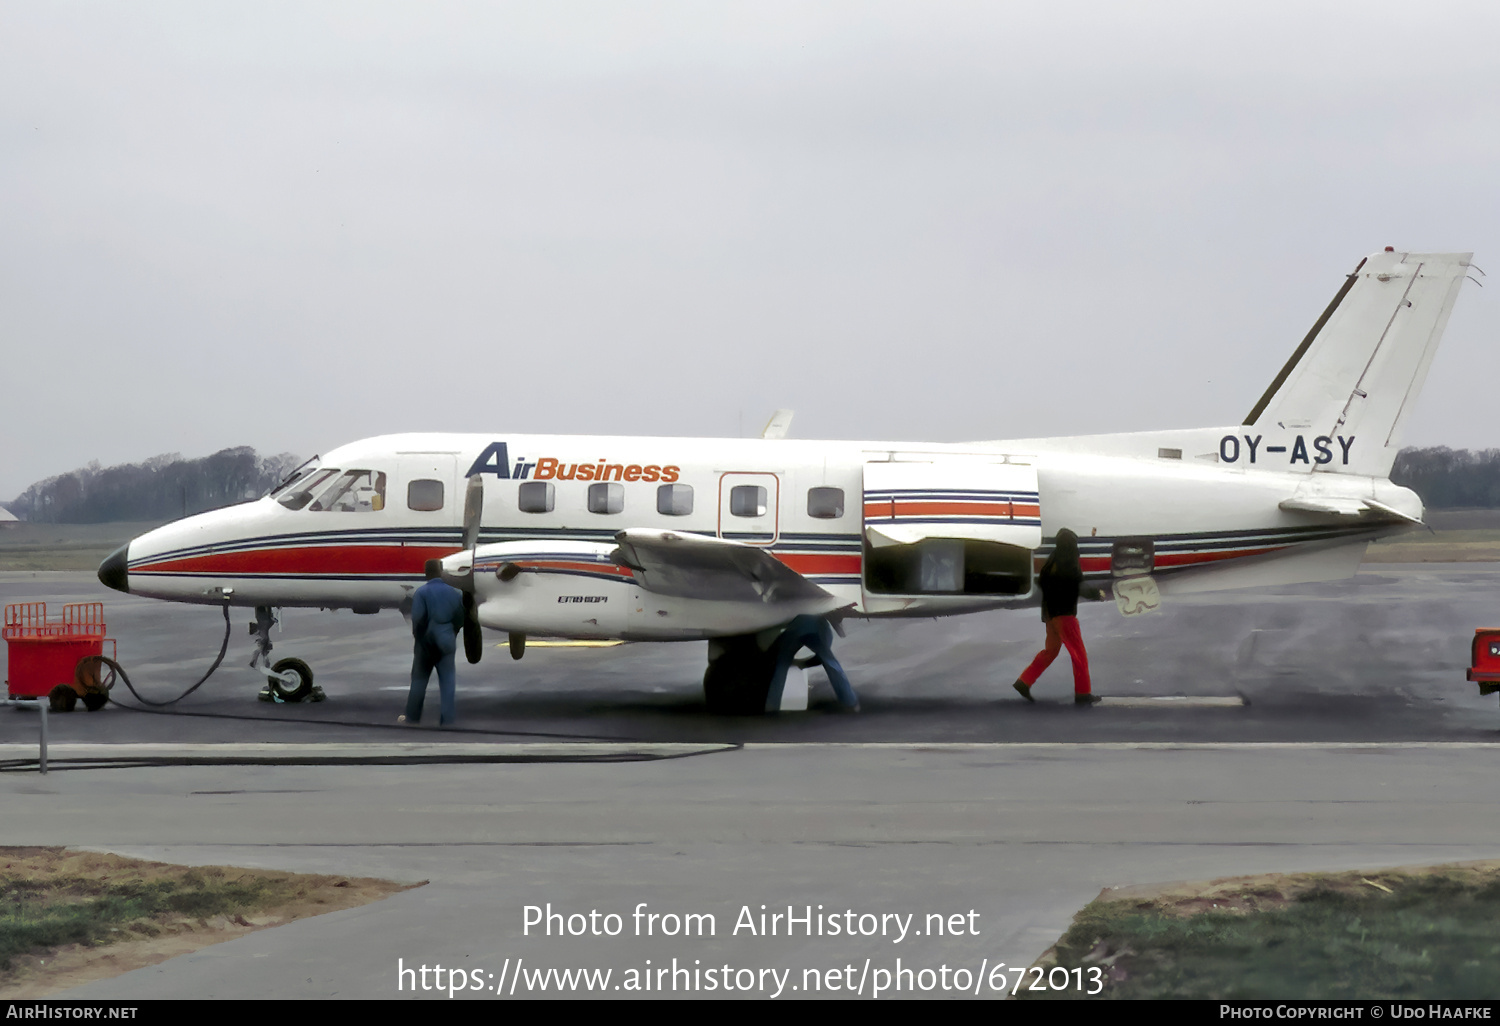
[85,602,232,708]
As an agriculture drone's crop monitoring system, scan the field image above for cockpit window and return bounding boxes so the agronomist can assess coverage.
[277,469,338,510]
[309,470,387,512]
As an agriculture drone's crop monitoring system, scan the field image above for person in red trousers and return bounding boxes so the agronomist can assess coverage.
[1013,528,1103,706]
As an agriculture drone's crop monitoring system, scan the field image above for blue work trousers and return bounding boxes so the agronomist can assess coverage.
[406,641,456,725]
[764,615,859,712]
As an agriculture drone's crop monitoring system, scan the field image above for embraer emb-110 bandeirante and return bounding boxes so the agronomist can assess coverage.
[98,249,1474,712]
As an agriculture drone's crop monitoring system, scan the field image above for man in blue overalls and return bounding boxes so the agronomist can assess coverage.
[400,559,467,726]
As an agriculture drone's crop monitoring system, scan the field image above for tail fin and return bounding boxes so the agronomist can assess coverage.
[1245,249,1472,477]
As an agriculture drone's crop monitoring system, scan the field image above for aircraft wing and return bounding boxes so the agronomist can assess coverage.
[612,529,833,604]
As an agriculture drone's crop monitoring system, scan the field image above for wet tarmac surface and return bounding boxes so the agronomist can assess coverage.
[5,566,1500,998]
[4,565,1498,746]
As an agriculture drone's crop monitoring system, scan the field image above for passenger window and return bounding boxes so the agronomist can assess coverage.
[310,470,386,512]
[657,483,693,516]
[277,469,338,510]
[807,486,844,519]
[730,485,767,517]
[518,481,554,514]
[407,479,444,512]
[588,482,623,515]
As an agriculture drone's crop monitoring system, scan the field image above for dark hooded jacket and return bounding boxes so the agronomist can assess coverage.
[1037,528,1085,621]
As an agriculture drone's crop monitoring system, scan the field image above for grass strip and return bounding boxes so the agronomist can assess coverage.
[1028,863,1500,999]
[0,847,413,993]
[1,872,298,971]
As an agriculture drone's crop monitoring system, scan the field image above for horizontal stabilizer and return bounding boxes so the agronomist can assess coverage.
[1277,495,1424,524]
[1278,497,1368,517]
[1362,498,1423,525]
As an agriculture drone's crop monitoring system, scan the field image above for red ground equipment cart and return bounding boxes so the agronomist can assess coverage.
[3,602,116,711]
[1466,628,1500,697]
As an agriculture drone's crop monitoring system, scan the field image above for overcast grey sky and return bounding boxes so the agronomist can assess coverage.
[3,1,1497,500]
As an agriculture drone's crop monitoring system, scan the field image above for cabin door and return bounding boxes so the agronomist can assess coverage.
[717,472,780,547]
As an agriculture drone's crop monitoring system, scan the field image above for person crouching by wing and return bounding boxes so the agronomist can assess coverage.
[400,559,467,726]
[1013,528,1103,706]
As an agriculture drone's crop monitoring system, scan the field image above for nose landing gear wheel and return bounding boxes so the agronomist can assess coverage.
[266,657,314,702]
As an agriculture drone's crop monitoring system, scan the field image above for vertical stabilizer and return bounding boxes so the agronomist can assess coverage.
[1245,250,1472,477]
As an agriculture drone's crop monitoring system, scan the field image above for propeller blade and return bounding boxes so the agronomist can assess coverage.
[463,591,483,664]
[462,474,485,552]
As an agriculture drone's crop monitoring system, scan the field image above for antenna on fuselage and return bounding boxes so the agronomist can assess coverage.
[761,409,794,440]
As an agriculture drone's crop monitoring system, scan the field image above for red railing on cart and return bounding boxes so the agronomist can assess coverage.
[3,603,107,640]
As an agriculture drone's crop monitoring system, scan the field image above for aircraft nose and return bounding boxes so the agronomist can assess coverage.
[98,544,130,594]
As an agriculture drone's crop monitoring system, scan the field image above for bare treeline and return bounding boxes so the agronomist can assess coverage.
[4,448,302,524]
[1389,447,1500,509]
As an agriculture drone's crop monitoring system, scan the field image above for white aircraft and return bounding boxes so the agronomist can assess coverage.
[97,248,1473,711]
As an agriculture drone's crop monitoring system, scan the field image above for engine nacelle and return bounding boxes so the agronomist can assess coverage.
[447,540,831,641]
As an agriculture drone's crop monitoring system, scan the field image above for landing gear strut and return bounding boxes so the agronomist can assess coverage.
[248,606,277,670]
[249,605,324,704]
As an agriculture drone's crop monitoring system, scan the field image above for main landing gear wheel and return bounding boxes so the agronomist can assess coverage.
[703,635,777,716]
[266,657,314,702]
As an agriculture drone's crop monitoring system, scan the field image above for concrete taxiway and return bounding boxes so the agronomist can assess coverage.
[2,566,1499,998]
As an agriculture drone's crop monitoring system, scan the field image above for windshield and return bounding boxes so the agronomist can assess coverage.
[308,470,387,512]
[277,468,337,510]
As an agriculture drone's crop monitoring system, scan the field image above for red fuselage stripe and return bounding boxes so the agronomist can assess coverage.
[133,545,462,576]
[1077,546,1285,573]
[519,560,635,578]
[772,552,862,575]
[133,541,1293,581]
